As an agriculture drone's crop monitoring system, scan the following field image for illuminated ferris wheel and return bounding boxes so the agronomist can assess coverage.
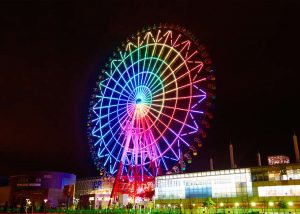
[87,24,215,197]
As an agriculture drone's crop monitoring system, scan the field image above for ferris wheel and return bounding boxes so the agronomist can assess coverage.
[87,24,215,196]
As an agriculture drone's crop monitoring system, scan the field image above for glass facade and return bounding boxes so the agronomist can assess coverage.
[155,168,253,199]
[155,163,300,208]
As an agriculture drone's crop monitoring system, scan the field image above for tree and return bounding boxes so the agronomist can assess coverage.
[203,197,216,207]
[278,200,288,209]
[203,197,216,214]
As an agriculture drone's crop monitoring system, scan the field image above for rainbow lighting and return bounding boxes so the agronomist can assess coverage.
[87,24,215,199]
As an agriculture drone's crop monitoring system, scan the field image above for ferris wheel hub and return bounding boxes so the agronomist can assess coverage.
[135,98,142,104]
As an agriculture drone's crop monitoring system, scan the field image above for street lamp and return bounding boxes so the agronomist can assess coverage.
[220,202,225,213]
[250,201,256,214]
[27,200,33,214]
[234,202,239,214]
[43,199,48,213]
[269,201,274,213]
[288,201,294,213]
[191,203,195,214]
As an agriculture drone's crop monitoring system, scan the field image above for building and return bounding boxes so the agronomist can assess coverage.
[2,171,76,211]
[155,163,300,212]
[0,176,9,208]
[75,176,114,209]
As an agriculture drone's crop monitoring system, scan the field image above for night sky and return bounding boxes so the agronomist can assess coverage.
[1,0,300,177]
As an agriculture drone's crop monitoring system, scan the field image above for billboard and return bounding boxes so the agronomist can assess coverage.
[258,185,300,197]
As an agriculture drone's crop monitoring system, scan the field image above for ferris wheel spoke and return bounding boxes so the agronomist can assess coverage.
[161,73,205,94]
[155,143,168,171]
[146,45,184,89]
[152,102,204,115]
[104,71,132,96]
[118,46,150,88]
[143,167,153,177]
[126,44,138,88]
[100,82,130,99]
[147,109,191,149]
[92,104,126,133]
[143,113,169,171]
[152,94,205,102]
[141,117,163,168]
[144,113,179,161]
[98,94,128,103]
[111,133,128,174]
[99,115,133,172]
[147,44,176,88]
[151,77,206,99]
[149,105,198,130]
[146,30,161,71]
[118,52,136,91]
[110,60,135,93]
[93,102,127,110]
[191,96,206,109]
[156,47,194,84]
[144,58,169,89]
[98,113,127,143]
[149,34,171,81]
[137,36,141,86]
[143,64,165,92]
[98,107,130,139]
[103,117,127,157]
[141,44,150,85]
[98,104,127,121]
[143,33,160,86]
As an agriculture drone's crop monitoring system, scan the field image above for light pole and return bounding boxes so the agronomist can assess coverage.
[268,201,274,214]
[180,201,183,214]
[234,202,239,214]
[43,199,48,214]
[220,202,224,214]
[250,202,256,213]
[28,200,33,214]
[288,201,294,214]
[25,199,30,214]
[179,198,182,214]
[191,203,195,214]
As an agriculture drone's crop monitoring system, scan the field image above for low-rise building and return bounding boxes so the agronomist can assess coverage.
[155,163,300,212]
[3,171,76,211]
[75,176,114,209]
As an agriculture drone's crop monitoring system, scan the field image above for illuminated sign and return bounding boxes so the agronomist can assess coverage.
[17,183,41,187]
[92,180,101,189]
[258,185,300,197]
[267,155,290,165]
